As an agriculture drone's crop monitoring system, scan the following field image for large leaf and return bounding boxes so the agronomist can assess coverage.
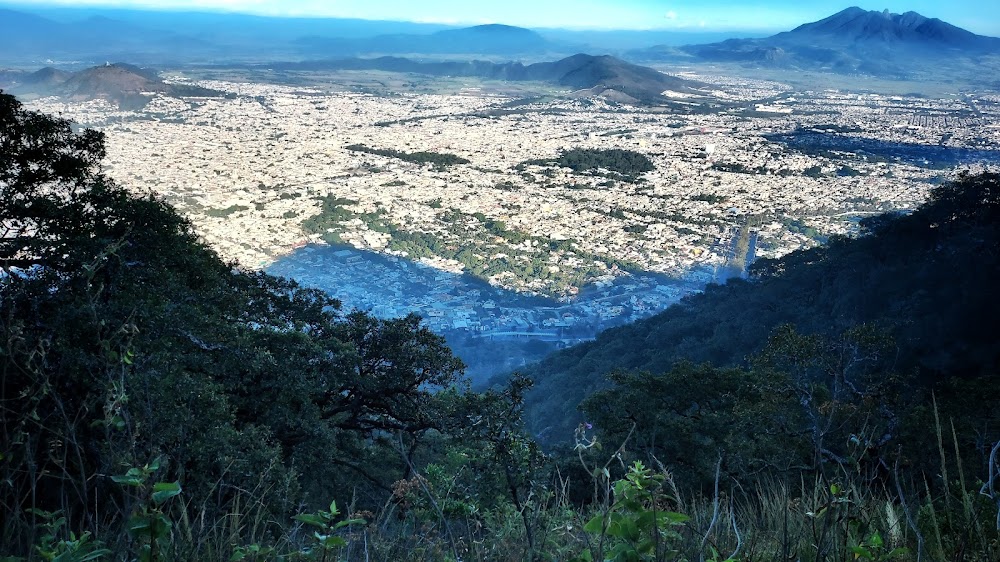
[635,510,655,531]
[868,531,884,549]
[607,543,639,562]
[332,518,366,530]
[293,513,327,529]
[583,514,605,534]
[111,468,145,487]
[660,511,690,525]
[151,481,181,505]
[317,534,347,549]
[618,516,640,542]
[886,547,909,559]
[149,514,173,539]
[54,549,111,562]
[851,545,873,560]
[127,517,151,537]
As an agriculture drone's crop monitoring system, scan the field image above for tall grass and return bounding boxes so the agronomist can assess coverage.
[3,426,998,561]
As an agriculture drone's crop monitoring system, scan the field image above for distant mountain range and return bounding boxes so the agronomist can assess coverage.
[275,53,703,103]
[0,5,760,64]
[631,7,1000,79]
[0,6,576,63]
[0,63,224,108]
[0,8,215,62]
[784,7,1000,49]
[0,54,699,107]
[296,24,558,57]
[2,5,997,86]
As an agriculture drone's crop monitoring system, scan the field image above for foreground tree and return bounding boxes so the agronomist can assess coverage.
[0,91,473,556]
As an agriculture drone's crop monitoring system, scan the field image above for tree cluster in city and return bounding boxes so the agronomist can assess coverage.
[345,143,470,167]
[519,148,655,183]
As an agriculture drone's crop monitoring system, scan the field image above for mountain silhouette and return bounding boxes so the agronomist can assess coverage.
[278,53,701,103]
[2,63,224,109]
[632,7,1000,80]
[782,6,997,48]
[295,23,558,57]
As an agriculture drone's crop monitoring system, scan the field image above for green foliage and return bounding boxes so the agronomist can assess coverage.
[292,501,366,560]
[517,172,1000,449]
[520,148,654,183]
[691,193,728,204]
[803,165,826,178]
[6,509,111,562]
[556,148,654,175]
[0,92,466,558]
[204,204,250,217]
[228,543,276,562]
[307,203,636,296]
[301,195,358,242]
[345,143,470,167]
[576,320,918,496]
[575,461,690,562]
[782,217,824,241]
[850,531,908,561]
[581,362,793,489]
[113,459,182,562]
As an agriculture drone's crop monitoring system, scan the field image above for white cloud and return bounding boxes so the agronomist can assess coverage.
[665,10,677,21]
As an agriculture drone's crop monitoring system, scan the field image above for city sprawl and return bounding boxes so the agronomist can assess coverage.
[25,72,1000,376]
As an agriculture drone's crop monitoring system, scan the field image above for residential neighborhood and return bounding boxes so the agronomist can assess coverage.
[25,72,1000,354]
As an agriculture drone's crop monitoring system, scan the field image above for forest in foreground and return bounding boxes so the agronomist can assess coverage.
[1,91,999,561]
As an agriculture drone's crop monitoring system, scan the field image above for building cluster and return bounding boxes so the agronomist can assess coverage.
[268,245,695,347]
[26,73,1000,297]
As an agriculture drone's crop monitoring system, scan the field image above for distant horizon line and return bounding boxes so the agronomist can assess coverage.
[3,2,998,37]
[0,2,784,34]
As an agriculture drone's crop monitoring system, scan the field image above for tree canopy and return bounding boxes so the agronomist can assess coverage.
[515,172,1000,449]
[0,91,480,551]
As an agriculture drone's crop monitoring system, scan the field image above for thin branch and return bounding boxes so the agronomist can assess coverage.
[979,440,1000,531]
[894,455,924,562]
[395,431,459,561]
[728,499,742,561]
[701,454,723,561]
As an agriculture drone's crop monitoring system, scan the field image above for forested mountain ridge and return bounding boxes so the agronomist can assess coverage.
[514,172,1000,443]
[1,63,224,109]
[784,6,1000,49]
[632,7,1000,80]
[275,53,702,103]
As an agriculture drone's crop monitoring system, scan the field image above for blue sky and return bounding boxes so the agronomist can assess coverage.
[8,0,1000,34]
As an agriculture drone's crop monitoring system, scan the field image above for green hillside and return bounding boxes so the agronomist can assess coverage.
[514,172,1000,444]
